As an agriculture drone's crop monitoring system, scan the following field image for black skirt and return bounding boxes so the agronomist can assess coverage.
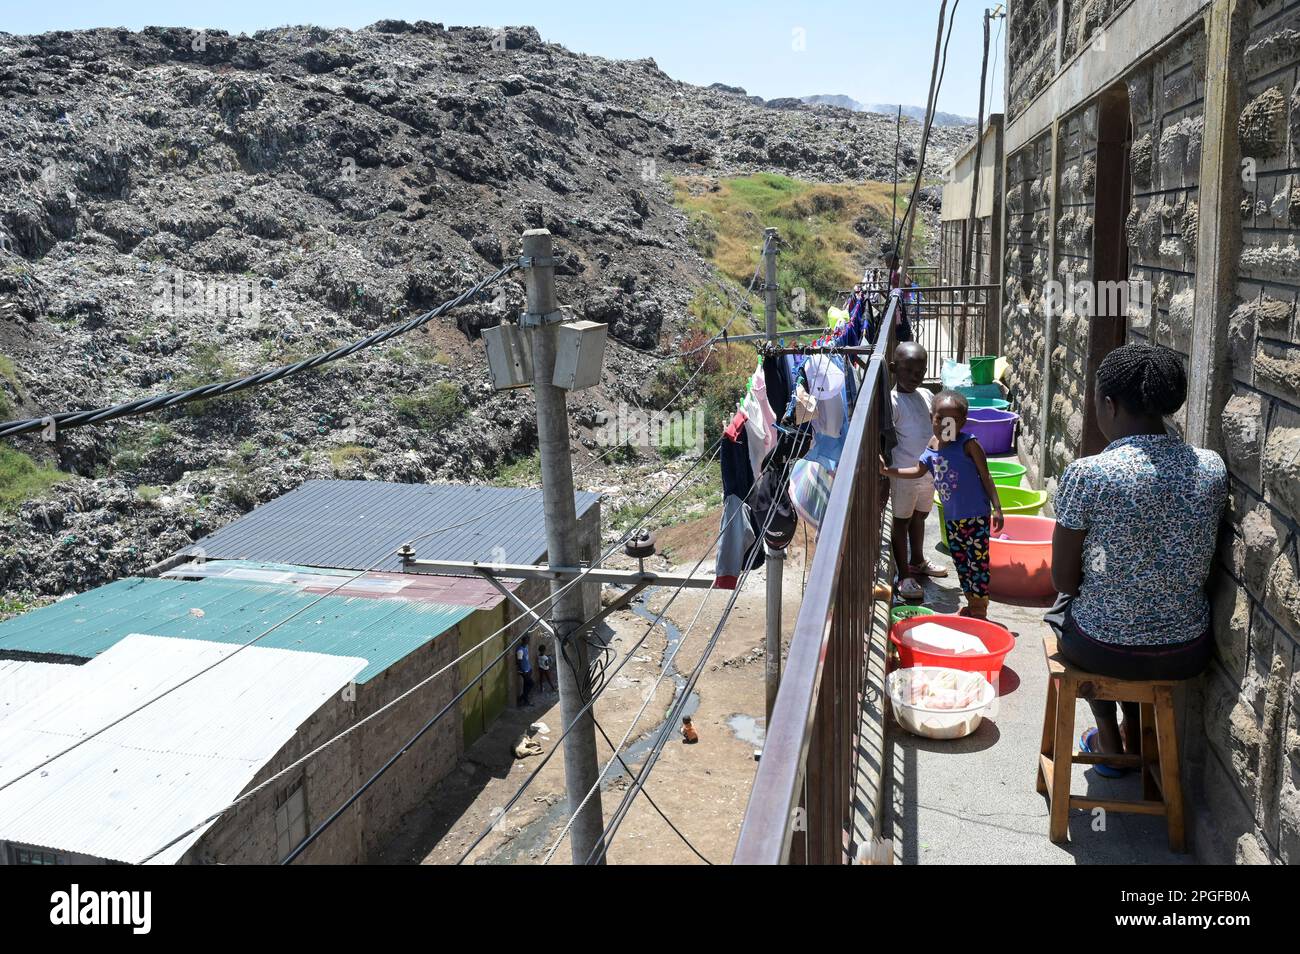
[1044,594,1211,682]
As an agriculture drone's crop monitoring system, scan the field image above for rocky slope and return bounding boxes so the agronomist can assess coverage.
[0,21,969,601]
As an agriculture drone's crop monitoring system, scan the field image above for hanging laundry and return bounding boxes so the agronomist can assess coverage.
[793,384,817,425]
[788,458,833,530]
[762,353,792,423]
[741,365,777,481]
[804,354,846,439]
[724,408,747,443]
[716,423,762,589]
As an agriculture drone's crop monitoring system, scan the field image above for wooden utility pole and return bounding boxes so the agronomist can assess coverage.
[521,229,606,864]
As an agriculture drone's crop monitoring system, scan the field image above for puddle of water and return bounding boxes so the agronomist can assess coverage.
[727,713,766,747]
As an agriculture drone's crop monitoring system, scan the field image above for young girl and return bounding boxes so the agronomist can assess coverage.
[881,391,1003,618]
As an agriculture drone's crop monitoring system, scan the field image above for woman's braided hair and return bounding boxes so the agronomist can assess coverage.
[1096,343,1186,417]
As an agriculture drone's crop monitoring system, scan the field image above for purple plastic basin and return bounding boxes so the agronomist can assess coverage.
[965,407,1019,455]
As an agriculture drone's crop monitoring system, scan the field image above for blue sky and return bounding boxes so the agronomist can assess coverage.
[8,1,1005,118]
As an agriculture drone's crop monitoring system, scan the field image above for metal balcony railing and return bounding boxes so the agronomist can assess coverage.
[732,297,898,865]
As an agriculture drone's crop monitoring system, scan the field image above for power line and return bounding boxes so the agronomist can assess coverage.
[277,438,724,863]
[453,436,778,865]
[0,261,519,439]
[137,435,724,865]
[566,423,806,864]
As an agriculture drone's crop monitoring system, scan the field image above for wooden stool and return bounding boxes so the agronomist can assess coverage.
[1036,633,1186,852]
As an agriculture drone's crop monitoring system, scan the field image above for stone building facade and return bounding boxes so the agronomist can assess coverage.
[999,0,1300,863]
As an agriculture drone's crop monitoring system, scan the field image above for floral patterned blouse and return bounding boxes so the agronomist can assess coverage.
[1053,434,1227,646]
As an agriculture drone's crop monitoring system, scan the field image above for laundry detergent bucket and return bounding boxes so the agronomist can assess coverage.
[970,355,996,385]
[965,407,1019,456]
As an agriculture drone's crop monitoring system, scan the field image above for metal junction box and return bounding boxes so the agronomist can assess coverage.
[553,321,607,391]
[483,322,534,390]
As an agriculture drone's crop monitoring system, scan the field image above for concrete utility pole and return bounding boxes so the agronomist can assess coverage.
[521,229,606,864]
[900,0,949,288]
[761,227,783,726]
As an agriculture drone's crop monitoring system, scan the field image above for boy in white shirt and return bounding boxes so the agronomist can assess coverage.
[888,342,946,599]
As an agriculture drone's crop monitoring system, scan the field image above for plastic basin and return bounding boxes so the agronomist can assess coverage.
[936,484,1049,546]
[890,614,1015,690]
[968,397,1010,410]
[886,666,996,740]
[970,355,996,385]
[989,514,1056,600]
[986,460,1026,486]
[965,407,1019,456]
[956,384,1005,401]
[890,604,935,625]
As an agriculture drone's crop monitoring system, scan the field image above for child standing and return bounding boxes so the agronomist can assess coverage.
[537,644,555,693]
[888,342,946,601]
[882,391,1003,618]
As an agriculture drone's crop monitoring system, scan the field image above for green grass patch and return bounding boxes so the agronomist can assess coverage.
[672,172,926,323]
[0,446,72,511]
[493,449,541,486]
[329,444,375,473]
[394,382,463,431]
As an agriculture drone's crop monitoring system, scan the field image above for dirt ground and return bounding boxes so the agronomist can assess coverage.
[377,509,815,865]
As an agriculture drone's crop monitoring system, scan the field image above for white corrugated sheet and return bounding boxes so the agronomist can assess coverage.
[0,634,365,864]
[0,659,81,722]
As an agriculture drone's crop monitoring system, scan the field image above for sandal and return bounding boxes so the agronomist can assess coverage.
[908,560,949,579]
[896,577,924,601]
[1079,727,1128,778]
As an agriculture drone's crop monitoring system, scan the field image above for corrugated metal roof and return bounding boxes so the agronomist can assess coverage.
[0,660,81,721]
[161,559,515,609]
[184,480,601,573]
[0,634,365,864]
[0,576,484,683]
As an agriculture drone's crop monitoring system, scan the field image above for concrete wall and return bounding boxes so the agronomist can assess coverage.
[1002,0,1300,862]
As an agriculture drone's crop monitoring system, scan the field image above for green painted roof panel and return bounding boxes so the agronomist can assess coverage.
[0,576,476,683]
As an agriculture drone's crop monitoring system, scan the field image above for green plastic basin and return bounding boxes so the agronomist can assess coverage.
[968,397,1010,410]
[936,484,1048,548]
[986,460,1027,486]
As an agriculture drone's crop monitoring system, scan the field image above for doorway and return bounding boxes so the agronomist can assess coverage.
[1083,83,1134,456]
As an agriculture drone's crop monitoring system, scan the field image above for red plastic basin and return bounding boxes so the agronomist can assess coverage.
[889,613,1015,689]
[989,514,1056,599]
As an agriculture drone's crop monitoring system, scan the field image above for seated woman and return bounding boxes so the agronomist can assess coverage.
[1048,343,1227,775]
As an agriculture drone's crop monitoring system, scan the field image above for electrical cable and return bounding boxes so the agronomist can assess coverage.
[454,435,784,865]
[580,447,803,864]
[0,262,518,439]
[137,431,724,864]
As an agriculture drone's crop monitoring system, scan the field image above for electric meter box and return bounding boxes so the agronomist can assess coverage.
[483,322,534,390]
[553,321,607,391]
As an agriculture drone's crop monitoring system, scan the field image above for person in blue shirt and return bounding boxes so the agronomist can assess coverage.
[881,390,1003,618]
[1048,343,1226,774]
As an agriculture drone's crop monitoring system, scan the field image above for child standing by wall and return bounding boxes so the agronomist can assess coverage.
[882,391,1003,618]
[888,342,945,601]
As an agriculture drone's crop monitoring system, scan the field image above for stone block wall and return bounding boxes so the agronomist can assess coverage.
[1009,1,1060,121]
[1123,27,1205,445]
[1046,104,1097,487]
[1200,0,1300,864]
[1002,132,1053,485]
[1061,0,1134,64]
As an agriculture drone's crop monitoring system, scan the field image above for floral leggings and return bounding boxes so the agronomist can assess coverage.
[945,516,991,597]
